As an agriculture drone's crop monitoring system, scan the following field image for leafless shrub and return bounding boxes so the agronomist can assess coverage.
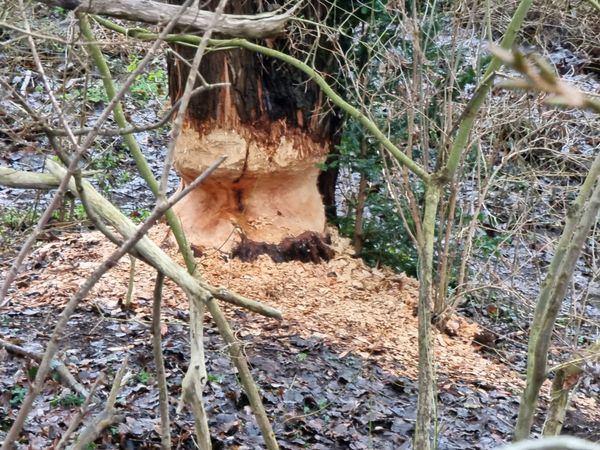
[458,0,600,62]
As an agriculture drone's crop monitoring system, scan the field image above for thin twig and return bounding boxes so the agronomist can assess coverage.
[0,338,89,399]
[123,256,136,308]
[55,374,105,450]
[0,154,221,449]
[70,357,129,450]
[0,0,194,308]
[26,84,227,138]
[152,272,171,450]
[158,0,228,197]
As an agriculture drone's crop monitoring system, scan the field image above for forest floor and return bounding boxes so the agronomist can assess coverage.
[1,224,599,449]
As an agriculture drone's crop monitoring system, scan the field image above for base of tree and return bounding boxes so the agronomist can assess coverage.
[172,125,330,253]
[231,231,334,263]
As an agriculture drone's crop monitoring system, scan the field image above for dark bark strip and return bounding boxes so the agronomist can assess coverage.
[167,1,342,143]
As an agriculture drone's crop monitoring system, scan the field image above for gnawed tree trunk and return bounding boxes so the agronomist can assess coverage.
[167,1,341,261]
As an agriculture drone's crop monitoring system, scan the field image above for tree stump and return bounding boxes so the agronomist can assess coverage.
[168,1,342,261]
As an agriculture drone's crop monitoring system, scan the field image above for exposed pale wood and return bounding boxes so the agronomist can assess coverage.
[164,0,340,252]
[45,160,282,319]
[0,163,282,319]
[40,0,295,38]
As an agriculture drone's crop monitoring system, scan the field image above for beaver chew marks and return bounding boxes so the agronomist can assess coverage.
[172,122,331,260]
[167,9,342,263]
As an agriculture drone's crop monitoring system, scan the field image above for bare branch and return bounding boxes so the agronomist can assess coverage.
[0,338,89,399]
[152,272,171,450]
[55,374,105,450]
[179,275,212,450]
[0,167,62,189]
[491,46,600,113]
[70,357,129,450]
[38,0,297,38]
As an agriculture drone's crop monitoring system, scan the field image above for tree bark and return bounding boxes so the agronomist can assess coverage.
[167,1,342,260]
[414,183,440,450]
